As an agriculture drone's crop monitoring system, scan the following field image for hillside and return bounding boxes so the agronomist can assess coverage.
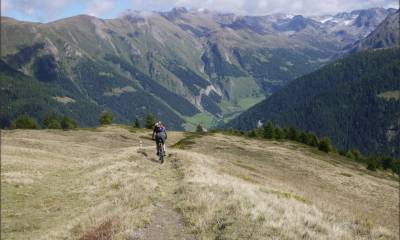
[226,48,400,157]
[1,126,399,239]
[347,10,400,52]
[0,8,394,129]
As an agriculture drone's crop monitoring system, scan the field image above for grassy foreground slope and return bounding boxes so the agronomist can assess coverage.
[1,126,399,239]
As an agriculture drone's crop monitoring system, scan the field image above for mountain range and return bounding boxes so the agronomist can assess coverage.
[226,10,400,157]
[0,7,396,129]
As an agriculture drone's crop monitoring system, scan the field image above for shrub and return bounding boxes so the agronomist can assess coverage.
[100,112,113,125]
[367,162,377,171]
[299,132,308,144]
[61,116,78,130]
[381,157,394,170]
[394,159,400,175]
[145,114,156,129]
[307,133,319,147]
[43,114,61,129]
[210,129,220,134]
[248,130,257,138]
[282,128,289,139]
[347,149,363,162]
[318,137,333,153]
[287,127,300,141]
[11,114,40,129]
[196,124,204,133]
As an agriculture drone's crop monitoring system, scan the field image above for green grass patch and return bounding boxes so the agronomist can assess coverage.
[339,172,353,177]
[237,97,265,109]
[183,113,217,131]
[261,188,311,204]
[377,90,400,101]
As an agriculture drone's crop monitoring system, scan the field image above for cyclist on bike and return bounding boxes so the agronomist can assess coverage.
[152,121,167,156]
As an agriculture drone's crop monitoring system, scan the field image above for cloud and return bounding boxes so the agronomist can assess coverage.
[130,0,399,15]
[1,0,11,14]
[2,0,398,22]
[85,0,117,17]
[1,0,70,21]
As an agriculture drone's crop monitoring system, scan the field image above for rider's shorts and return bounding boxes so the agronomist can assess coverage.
[155,132,166,144]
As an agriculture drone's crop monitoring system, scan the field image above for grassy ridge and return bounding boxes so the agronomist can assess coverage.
[1,126,398,239]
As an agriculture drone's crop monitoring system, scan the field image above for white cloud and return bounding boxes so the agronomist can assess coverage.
[85,0,117,17]
[1,0,70,21]
[1,0,11,14]
[130,0,399,16]
[2,0,398,22]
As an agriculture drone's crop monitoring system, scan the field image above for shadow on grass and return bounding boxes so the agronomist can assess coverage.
[137,148,162,164]
[171,133,206,150]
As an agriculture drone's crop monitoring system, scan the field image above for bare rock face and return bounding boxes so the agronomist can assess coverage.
[348,10,400,52]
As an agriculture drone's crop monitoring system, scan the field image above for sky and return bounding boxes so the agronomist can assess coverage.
[1,0,398,23]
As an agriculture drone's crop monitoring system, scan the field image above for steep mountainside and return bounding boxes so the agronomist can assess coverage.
[347,10,400,52]
[0,8,394,128]
[226,48,400,157]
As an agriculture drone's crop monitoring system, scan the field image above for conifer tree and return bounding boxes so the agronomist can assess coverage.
[145,114,156,129]
[134,117,141,128]
[263,121,274,139]
[196,124,204,133]
[274,127,283,139]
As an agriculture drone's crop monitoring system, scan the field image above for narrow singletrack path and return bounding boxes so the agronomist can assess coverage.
[129,137,196,240]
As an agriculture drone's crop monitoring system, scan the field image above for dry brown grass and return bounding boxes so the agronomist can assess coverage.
[1,126,184,239]
[1,127,398,240]
[173,134,399,240]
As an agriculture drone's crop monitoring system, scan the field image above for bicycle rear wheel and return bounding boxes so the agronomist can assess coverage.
[158,142,164,163]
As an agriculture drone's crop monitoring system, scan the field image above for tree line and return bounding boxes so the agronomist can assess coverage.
[221,121,399,175]
[8,112,160,130]
[7,113,399,175]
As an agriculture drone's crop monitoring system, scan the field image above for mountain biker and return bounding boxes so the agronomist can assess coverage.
[152,121,167,156]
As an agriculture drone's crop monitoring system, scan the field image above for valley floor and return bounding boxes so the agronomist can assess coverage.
[1,126,399,239]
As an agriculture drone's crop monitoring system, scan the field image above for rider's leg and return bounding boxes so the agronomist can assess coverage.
[155,139,159,155]
[163,143,166,154]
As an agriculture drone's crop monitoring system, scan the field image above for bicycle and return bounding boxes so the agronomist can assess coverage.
[157,141,165,164]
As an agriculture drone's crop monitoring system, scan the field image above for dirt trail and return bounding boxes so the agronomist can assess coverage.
[129,201,195,240]
[130,143,196,240]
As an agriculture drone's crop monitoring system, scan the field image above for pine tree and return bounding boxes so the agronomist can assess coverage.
[134,117,141,128]
[263,121,274,139]
[248,130,257,138]
[196,124,204,133]
[274,127,283,140]
[288,127,300,141]
[145,114,156,129]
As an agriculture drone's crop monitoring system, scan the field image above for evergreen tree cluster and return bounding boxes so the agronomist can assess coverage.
[223,121,399,174]
[226,49,400,158]
[10,113,78,130]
